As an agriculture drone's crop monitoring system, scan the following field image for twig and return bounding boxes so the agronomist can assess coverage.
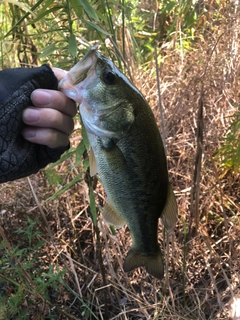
[189,33,225,235]
[27,177,60,255]
[189,94,203,232]
[154,44,167,152]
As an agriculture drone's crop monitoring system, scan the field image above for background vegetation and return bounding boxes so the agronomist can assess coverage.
[0,0,240,319]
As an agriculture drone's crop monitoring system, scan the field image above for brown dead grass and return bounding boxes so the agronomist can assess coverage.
[1,7,240,320]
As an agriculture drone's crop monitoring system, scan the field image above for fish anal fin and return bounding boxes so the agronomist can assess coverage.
[123,248,164,280]
[161,183,178,232]
[102,201,125,228]
[89,147,98,176]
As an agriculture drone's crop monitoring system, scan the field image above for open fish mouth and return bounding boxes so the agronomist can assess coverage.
[69,46,99,85]
[58,46,100,102]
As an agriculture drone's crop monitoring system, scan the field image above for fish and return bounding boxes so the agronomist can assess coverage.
[58,47,178,279]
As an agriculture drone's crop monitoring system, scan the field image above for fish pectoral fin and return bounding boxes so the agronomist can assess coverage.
[102,200,125,228]
[161,183,178,232]
[123,248,164,280]
[89,147,98,176]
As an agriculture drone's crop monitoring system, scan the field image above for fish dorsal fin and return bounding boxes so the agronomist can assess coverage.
[89,147,98,176]
[123,248,164,280]
[102,200,125,228]
[161,183,178,232]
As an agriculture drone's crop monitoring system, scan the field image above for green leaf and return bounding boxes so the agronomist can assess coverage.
[33,240,45,251]
[45,168,62,186]
[3,0,46,39]
[80,117,90,150]
[70,0,99,21]
[82,19,111,36]
[3,0,34,15]
[160,1,175,14]
[68,32,78,58]
[46,147,77,170]
[31,6,62,24]
[69,0,83,17]
[35,0,55,15]
[109,225,116,235]
[48,172,83,201]
[83,157,89,171]
[75,140,86,166]
[39,43,57,58]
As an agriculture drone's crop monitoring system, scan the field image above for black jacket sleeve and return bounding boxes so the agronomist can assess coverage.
[0,64,69,183]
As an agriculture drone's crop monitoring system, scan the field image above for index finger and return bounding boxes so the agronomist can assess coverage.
[52,67,68,81]
[30,89,77,118]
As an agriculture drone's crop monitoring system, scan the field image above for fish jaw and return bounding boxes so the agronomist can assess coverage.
[59,47,120,138]
[58,47,99,103]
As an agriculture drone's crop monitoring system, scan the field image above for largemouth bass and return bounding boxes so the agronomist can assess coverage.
[59,47,178,279]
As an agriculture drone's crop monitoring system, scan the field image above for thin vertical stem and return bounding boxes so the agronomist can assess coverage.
[154,44,166,152]
[122,0,125,59]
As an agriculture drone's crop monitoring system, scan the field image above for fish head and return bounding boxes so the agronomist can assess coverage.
[59,47,142,139]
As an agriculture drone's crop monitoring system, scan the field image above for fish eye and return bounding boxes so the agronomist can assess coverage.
[101,69,116,85]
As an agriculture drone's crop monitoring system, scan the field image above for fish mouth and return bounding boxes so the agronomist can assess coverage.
[70,46,99,85]
[58,46,100,102]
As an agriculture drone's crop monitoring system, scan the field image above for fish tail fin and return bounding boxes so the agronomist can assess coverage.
[123,248,164,280]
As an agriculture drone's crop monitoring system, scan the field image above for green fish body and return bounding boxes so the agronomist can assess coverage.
[59,47,178,279]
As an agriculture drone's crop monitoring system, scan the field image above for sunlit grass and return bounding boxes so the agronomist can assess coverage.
[231,297,240,320]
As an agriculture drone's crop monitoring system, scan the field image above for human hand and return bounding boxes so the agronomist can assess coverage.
[0,64,76,183]
[22,68,77,148]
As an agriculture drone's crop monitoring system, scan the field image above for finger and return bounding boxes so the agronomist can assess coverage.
[30,89,77,117]
[52,67,67,81]
[22,127,70,148]
[22,107,74,135]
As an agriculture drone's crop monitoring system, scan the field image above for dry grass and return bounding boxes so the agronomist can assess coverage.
[1,9,240,320]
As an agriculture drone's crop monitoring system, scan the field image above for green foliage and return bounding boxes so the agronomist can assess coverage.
[0,0,204,69]
[70,0,99,21]
[0,218,68,319]
[216,109,240,173]
[15,216,42,247]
